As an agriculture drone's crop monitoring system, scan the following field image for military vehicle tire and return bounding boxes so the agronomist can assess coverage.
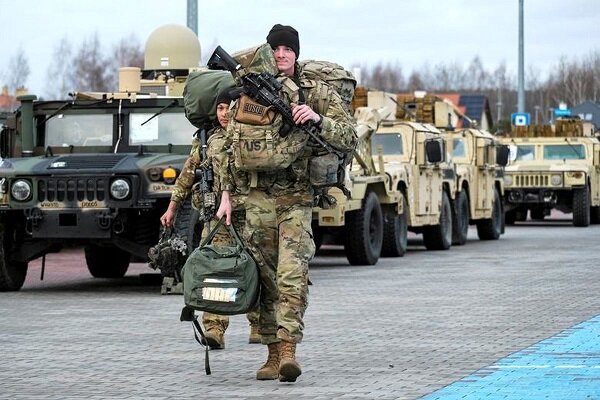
[572,186,590,227]
[0,229,28,291]
[381,194,408,257]
[423,191,452,250]
[451,190,469,245]
[476,189,502,240]
[344,191,383,265]
[85,245,131,278]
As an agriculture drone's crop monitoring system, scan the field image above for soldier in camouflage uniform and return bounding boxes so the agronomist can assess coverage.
[216,24,357,382]
[160,88,259,349]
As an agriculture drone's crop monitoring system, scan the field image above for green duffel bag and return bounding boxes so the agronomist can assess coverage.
[182,218,259,316]
[183,69,235,128]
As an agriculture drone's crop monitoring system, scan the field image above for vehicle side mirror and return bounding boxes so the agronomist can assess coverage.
[425,138,444,164]
[496,145,510,167]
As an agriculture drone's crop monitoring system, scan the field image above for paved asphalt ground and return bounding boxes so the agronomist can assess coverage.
[1,212,600,399]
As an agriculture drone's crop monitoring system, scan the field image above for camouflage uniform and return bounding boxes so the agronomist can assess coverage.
[221,67,357,344]
[170,126,259,332]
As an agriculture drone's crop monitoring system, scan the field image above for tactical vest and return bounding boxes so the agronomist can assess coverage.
[228,76,308,172]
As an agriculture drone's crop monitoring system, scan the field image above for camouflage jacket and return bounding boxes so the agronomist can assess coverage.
[220,69,357,196]
[170,126,248,209]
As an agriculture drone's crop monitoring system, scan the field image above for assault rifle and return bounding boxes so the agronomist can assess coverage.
[191,126,216,222]
[207,46,342,158]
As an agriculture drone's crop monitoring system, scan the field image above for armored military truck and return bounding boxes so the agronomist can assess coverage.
[500,118,600,227]
[373,118,452,252]
[445,128,508,243]
[0,24,203,291]
[311,101,447,266]
[394,94,508,244]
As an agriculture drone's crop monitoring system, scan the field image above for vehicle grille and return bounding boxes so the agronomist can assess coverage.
[37,177,107,202]
[513,174,549,187]
[48,155,126,169]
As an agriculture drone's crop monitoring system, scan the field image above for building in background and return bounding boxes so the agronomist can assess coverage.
[573,101,600,130]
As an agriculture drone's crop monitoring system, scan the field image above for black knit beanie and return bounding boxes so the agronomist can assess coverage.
[266,24,300,59]
[215,86,235,106]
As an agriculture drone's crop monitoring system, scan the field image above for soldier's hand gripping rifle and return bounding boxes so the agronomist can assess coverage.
[207,46,343,158]
[191,126,216,222]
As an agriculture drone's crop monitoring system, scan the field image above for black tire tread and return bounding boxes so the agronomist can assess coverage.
[344,191,383,265]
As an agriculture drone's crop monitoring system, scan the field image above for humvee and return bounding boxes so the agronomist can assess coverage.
[394,94,507,244]
[500,118,600,227]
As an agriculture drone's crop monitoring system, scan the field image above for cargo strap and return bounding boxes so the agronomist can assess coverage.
[180,306,211,375]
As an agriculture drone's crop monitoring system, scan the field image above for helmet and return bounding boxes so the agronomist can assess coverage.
[148,226,189,275]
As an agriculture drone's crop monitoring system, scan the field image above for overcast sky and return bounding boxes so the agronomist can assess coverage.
[1,0,599,96]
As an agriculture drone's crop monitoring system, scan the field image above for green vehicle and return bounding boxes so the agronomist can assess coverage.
[0,24,202,291]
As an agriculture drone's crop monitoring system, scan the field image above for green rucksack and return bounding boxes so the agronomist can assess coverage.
[298,59,357,112]
[183,69,235,128]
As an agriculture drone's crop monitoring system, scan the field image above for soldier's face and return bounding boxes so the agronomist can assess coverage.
[217,103,230,128]
[273,45,296,76]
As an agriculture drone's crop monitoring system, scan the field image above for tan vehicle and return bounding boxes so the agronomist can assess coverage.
[500,118,600,227]
[311,93,448,266]
[445,129,508,244]
[394,94,508,245]
[373,119,452,251]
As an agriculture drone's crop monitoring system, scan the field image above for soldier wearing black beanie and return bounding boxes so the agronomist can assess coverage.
[266,24,300,59]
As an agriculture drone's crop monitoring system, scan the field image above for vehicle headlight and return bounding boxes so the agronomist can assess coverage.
[503,175,513,186]
[110,179,130,200]
[11,179,32,201]
[550,174,562,186]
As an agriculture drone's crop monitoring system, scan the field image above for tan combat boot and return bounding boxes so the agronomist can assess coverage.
[201,328,225,350]
[256,343,280,380]
[248,324,261,344]
[278,341,301,382]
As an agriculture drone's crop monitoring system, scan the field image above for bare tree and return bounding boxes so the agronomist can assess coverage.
[106,34,144,90]
[45,37,75,99]
[464,56,490,91]
[406,71,425,92]
[71,33,111,92]
[6,46,30,93]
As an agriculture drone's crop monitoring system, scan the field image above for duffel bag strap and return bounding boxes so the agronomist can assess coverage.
[198,217,226,248]
[180,306,211,375]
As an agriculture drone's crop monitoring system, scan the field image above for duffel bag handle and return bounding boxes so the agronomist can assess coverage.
[199,217,245,249]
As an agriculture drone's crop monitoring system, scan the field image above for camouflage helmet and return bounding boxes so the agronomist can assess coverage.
[148,227,189,275]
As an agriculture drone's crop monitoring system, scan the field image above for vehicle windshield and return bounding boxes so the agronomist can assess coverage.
[509,144,536,161]
[452,138,466,157]
[45,114,113,147]
[542,144,585,160]
[372,133,403,155]
[129,112,196,146]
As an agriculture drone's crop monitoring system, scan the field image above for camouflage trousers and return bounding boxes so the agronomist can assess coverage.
[244,188,315,344]
[200,210,259,332]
